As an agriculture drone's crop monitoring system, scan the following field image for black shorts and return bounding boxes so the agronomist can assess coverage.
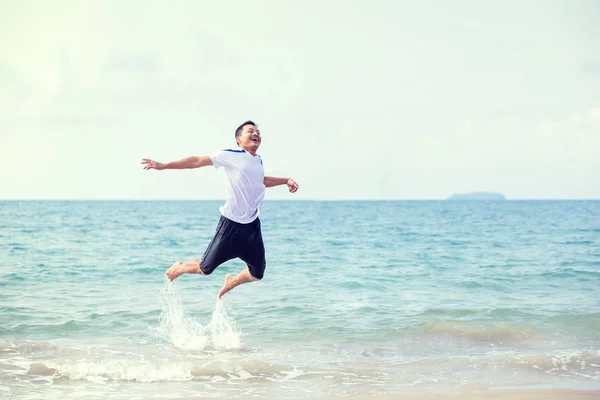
[200,215,266,279]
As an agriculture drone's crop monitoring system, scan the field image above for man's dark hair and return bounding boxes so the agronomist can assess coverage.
[235,120,257,140]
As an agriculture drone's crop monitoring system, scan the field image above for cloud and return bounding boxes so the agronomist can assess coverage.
[581,61,600,74]
[103,53,161,74]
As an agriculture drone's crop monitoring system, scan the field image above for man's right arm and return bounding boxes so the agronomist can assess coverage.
[141,156,213,170]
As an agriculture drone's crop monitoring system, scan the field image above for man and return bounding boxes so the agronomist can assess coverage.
[141,121,299,299]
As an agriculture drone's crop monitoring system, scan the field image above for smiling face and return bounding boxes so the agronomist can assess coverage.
[236,123,261,154]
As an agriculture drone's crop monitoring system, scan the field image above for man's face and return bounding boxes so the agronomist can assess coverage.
[237,124,261,151]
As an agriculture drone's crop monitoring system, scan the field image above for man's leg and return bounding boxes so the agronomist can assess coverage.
[165,259,204,282]
[218,218,265,299]
[165,216,236,282]
[218,267,260,299]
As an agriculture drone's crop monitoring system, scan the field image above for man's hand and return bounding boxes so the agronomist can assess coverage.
[264,176,299,191]
[141,159,166,170]
[287,178,299,193]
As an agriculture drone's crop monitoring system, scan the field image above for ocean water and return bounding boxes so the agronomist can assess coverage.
[1,200,599,399]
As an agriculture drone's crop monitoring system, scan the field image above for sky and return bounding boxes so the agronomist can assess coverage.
[1,0,599,200]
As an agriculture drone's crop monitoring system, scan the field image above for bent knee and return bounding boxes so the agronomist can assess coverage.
[198,259,214,276]
[250,272,263,281]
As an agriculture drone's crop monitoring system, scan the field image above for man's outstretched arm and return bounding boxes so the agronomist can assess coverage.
[141,156,213,170]
[264,176,299,193]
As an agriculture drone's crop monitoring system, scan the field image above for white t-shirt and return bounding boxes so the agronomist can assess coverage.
[209,149,266,224]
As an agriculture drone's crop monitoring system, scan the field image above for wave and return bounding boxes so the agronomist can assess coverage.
[0,339,296,384]
[421,320,535,342]
[415,309,600,334]
[389,350,600,381]
[0,340,57,358]
[416,307,540,321]
[539,268,600,279]
[20,355,299,383]
[544,312,600,331]
[14,349,600,384]
[2,336,599,387]
[455,280,485,289]
[514,350,600,374]
[10,319,86,335]
[2,311,162,336]
[0,272,25,282]
[41,358,194,383]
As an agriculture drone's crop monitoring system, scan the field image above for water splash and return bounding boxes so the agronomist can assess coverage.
[210,300,242,349]
[155,280,241,350]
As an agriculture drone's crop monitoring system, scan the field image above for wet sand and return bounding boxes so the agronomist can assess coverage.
[320,389,600,400]
[182,389,600,400]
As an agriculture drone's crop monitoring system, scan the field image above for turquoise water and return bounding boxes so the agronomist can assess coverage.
[1,200,599,399]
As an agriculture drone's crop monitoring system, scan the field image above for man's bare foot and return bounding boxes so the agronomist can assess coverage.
[165,261,184,282]
[218,274,235,299]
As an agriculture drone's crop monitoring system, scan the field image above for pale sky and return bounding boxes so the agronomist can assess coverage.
[1,0,599,200]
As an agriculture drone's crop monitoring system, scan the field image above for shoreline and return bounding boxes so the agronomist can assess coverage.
[322,389,600,400]
[182,389,600,400]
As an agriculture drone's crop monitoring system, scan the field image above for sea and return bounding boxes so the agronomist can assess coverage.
[1,200,599,399]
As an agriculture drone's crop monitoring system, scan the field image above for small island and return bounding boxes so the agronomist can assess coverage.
[447,192,506,201]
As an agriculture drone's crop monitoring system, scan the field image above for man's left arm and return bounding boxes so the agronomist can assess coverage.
[264,176,299,193]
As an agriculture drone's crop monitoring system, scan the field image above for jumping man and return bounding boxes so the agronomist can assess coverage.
[141,121,299,299]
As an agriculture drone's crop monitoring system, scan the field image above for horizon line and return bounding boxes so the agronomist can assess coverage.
[1,198,599,202]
